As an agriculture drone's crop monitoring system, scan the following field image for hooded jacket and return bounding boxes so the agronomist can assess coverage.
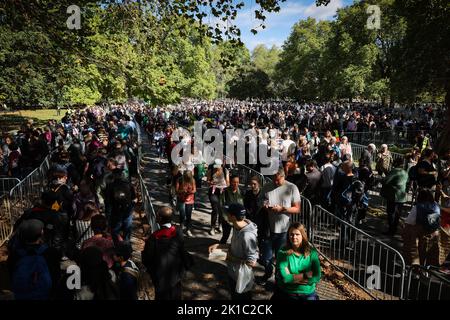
[228,220,258,280]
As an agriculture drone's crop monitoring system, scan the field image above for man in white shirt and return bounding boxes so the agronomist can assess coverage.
[258,168,301,283]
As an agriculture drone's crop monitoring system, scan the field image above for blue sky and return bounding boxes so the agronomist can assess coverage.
[228,0,354,51]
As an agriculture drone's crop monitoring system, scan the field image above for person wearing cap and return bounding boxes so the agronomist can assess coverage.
[207,158,230,235]
[7,219,61,300]
[208,203,258,300]
[112,243,139,300]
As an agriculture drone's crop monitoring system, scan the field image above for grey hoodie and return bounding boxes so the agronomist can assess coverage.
[228,219,259,280]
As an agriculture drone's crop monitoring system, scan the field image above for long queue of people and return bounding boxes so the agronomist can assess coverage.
[5,105,146,300]
[4,99,449,301]
[136,99,450,288]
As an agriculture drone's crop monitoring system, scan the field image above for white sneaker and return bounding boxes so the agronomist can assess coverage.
[209,228,216,236]
[187,230,193,237]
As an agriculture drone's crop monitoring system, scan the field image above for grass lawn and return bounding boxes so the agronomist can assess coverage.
[0,109,68,133]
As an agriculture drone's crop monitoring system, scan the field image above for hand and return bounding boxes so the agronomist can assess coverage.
[293,273,305,283]
[208,243,219,254]
[245,260,257,268]
[271,205,283,213]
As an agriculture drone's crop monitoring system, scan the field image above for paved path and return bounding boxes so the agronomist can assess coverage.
[135,129,350,300]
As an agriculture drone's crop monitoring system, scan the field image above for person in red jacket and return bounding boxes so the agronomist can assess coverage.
[141,206,193,300]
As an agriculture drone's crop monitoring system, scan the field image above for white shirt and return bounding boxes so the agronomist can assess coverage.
[405,206,417,225]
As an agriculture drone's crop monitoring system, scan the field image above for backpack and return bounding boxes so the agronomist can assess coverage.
[121,260,143,296]
[341,180,369,208]
[416,202,440,232]
[12,244,52,300]
[91,157,106,179]
[112,179,132,213]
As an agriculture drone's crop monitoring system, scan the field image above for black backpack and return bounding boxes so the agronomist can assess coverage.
[112,179,132,213]
[91,157,106,179]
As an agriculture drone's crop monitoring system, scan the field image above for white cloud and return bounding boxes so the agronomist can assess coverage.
[303,0,344,20]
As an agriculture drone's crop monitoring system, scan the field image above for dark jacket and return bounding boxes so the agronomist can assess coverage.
[14,206,67,257]
[141,225,188,294]
[7,240,61,299]
[243,190,261,222]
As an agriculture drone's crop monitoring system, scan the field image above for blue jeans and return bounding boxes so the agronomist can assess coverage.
[111,212,133,244]
[177,202,193,228]
[260,232,287,278]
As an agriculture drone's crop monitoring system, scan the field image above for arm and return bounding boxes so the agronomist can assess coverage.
[306,250,322,285]
[277,250,295,284]
[208,243,230,254]
[242,233,258,267]
[285,202,300,214]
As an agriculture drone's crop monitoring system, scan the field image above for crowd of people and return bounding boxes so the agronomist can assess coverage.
[6,105,146,300]
[3,98,449,301]
[134,99,449,299]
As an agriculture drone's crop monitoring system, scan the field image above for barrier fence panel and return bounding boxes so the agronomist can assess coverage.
[0,195,12,247]
[350,143,369,164]
[291,195,313,237]
[351,143,405,168]
[0,152,52,246]
[0,178,20,196]
[312,205,406,300]
[135,121,158,234]
[404,266,450,300]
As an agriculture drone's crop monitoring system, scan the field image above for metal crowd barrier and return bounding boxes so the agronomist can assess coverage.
[291,195,314,237]
[351,143,405,167]
[0,153,52,247]
[0,177,20,196]
[345,129,428,147]
[405,265,450,300]
[312,205,406,300]
[135,121,158,234]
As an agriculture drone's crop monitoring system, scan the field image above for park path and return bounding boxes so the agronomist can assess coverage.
[133,128,354,300]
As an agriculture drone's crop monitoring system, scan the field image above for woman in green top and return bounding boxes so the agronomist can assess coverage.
[272,222,321,300]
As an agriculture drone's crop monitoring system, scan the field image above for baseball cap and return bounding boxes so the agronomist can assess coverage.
[213,159,223,168]
[223,203,246,219]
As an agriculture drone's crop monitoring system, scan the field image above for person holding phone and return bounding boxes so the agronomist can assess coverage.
[258,167,301,285]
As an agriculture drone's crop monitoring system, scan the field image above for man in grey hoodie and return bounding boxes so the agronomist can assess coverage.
[209,203,258,300]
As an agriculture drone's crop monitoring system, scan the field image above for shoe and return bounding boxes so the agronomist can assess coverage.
[256,274,271,286]
[209,228,216,236]
[215,227,222,234]
[187,229,193,237]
